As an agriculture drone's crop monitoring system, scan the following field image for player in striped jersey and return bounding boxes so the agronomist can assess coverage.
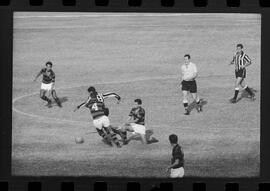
[229,44,255,103]
[33,61,62,108]
[74,86,122,147]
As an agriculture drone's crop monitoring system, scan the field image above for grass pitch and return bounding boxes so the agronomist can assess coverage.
[12,13,260,177]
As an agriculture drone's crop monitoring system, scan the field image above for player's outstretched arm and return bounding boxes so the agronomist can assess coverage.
[74,95,92,111]
[74,101,86,112]
[103,92,121,103]
[229,55,236,65]
[33,70,42,82]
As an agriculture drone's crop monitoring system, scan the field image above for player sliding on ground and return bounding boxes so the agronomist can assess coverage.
[74,86,122,148]
[112,99,158,145]
[33,61,62,108]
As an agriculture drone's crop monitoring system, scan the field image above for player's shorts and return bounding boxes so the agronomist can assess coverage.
[93,115,110,130]
[181,80,197,93]
[41,82,54,91]
[130,123,146,135]
[170,167,184,178]
[235,68,246,78]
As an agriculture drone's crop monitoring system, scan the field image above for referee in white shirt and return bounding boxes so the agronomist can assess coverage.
[181,54,202,115]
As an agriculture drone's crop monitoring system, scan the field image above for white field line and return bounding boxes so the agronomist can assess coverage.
[12,75,177,125]
[13,75,258,130]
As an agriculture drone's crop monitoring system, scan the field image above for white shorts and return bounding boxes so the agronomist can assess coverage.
[41,83,54,91]
[130,123,146,135]
[93,115,110,130]
[170,167,184,178]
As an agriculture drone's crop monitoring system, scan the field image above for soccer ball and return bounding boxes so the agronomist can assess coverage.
[75,137,84,144]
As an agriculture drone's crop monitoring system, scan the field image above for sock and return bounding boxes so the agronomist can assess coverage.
[111,134,121,146]
[41,95,51,103]
[53,96,60,103]
[183,102,188,110]
[121,131,127,141]
[103,127,121,146]
[244,86,253,96]
[96,128,106,138]
[233,88,239,100]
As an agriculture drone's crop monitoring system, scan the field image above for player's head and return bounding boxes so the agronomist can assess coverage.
[134,98,142,106]
[169,134,178,145]
[236,43,243,53]
[87,86,96,94]
[184,54,191,63]
[45,61,53,70]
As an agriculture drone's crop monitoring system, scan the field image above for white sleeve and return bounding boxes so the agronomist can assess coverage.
[193,63,198,75]
[181,65,185,76]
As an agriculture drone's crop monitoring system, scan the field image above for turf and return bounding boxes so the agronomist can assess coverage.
[12,13,260,177]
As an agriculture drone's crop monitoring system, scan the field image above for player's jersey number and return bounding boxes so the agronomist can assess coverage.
[91,103,99,111]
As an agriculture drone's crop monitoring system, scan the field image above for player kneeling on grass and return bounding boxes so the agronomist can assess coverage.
[166,134,185,178]
[114,99,158,145]
[74,86,122,148]
[33,61,62,108]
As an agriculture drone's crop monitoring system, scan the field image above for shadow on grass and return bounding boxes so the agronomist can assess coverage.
[51,96,68,106]
[237,88,258,102]
[187,98,208,113]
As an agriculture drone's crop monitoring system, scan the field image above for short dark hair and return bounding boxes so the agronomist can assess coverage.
[134,98,142,105]
[46,61,53,67]
[169,134,178,144]
[237,44,243,49]
[184,54,191,59]
[88,86,96,93]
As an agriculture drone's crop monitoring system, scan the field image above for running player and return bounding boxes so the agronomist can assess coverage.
[33,61,62,108]
[180,54,202,115]
[229,44,255,103]
[74,86,122,147]
[115,99,158,145]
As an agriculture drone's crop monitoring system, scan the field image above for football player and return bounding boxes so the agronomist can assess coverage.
[114,99,158,145]
[33,61,62,108]
[74,86,122,147]
[229,43,255,103]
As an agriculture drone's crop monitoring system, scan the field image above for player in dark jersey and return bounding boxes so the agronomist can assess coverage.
[166,134,184,178]
[33,61,62,108]
[116,99,158,145]
[229,44,255,103]
[128,98,145,125]
[74,86,122,147]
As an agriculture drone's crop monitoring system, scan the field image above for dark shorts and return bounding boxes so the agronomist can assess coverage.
[235,68,246,78]
[104,107,109,116]
[181,80,197,93]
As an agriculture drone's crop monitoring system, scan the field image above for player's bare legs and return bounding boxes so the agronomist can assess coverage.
[51,89,62,107]
[96,128,113,146]
[231,77,245,103]
[191,93,202,112]
[125,133,143,144]
[182,90,189,115]
[40,89,52,107]
[145,129,159,144]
